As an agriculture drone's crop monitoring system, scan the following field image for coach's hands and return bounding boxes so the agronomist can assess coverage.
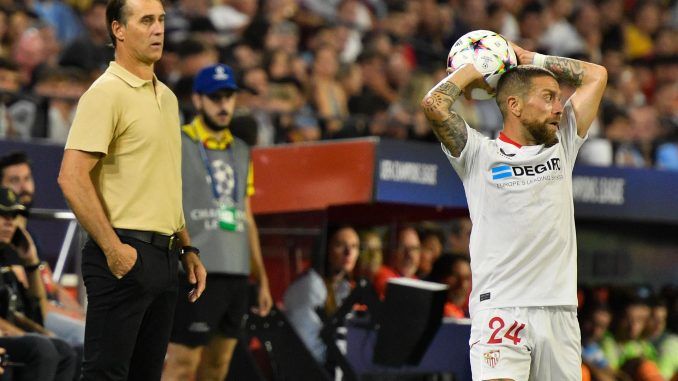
[106,242,138,279]
[181,252,206,302]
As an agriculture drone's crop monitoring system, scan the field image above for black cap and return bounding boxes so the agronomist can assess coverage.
[0,188,26,216]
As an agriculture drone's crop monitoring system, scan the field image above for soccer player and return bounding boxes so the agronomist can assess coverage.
[421,42,607,380]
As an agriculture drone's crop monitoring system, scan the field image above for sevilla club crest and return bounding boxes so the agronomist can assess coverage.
[483,349,500,368]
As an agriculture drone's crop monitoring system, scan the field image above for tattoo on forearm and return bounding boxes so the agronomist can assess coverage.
[433,82,462,97]
[421,81,467,156]
[544,56,584,87]
[430,114,468,157]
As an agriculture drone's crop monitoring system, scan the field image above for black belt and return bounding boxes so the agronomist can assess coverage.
[114,228,178,251]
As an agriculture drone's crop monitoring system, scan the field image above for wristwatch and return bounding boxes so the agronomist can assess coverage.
[180,246,200,258]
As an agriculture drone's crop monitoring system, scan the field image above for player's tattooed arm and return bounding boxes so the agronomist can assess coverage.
[543,56,584,87]
[421,79,467,157]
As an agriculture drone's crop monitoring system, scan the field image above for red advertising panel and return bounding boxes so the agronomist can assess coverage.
[251,139,376,214]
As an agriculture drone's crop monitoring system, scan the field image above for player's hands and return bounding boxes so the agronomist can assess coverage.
[253,283,273,316]
[456,64,495,100]
[105,242,138,279]
[181,252,206,302]
[509,41,534,65]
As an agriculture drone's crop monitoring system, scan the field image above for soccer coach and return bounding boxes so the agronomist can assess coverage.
[58,0,206,380]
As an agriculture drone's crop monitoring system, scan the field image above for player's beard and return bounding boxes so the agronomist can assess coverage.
[524,118,559,147]
[201,110,230,132]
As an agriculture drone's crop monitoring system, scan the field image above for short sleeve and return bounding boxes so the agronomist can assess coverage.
[557,100,587,168]
[65,87,118,154]
[441,123,483,181]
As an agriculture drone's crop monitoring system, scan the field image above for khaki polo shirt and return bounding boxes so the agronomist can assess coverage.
[65,62,184,235]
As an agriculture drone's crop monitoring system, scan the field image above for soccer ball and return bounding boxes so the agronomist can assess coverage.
[446,30,517,100]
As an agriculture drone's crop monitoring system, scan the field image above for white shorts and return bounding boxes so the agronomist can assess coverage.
[469,306,581,381]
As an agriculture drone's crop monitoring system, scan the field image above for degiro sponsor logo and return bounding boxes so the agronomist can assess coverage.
[491,158,562,180]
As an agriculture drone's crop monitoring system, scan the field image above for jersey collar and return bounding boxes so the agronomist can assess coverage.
[498,132,522,148]
[182,117,234,150]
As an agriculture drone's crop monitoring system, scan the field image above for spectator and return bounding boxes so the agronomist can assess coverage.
[164,0,211,45]
[416,224,444,279]
[230,112,259,146]
[602,293,659,372]
[630,106,664,167]
[624,1,662,59]
[338,61,368,134]
[354,230,383,280]
[0,151,34,220]
[580,303,617,381]
[427,254,471,319]
[540,0,582,57]
[336,0,372,63]
[289,105,321,142]
[0,187,77,380]
[208,2,256,46]
[602,106,645,167]
[0,333,77,381]
[571,2,603,63]
[0,151,86,349]
[310,44,349,138]
[598,0,625,53]
[12,27,48,90]
[33,67,89,142]
[373,226,420,298]
[283,225,360,365]
[446,217,471,257]
[32,0,83,45]
[238,66,276,145]
[264,20,300,57]
[517,1,547,52]
[357,48,398,107]
[0,58,25,138]
[171,38,219,122]
[59,0,113,75]
[647,299,678,380]
[263,49,305,116]
[653,83,677,140]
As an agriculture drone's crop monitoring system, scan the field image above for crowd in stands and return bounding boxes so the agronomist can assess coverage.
[0,0,675,169]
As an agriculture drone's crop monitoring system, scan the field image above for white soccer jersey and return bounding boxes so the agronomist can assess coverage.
[444,100,586,317]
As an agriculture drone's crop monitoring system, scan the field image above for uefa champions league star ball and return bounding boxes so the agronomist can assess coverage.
[446,30,518,100]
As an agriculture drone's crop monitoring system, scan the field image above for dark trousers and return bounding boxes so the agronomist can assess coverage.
[81,236,179,381]
[0,334,78,381]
